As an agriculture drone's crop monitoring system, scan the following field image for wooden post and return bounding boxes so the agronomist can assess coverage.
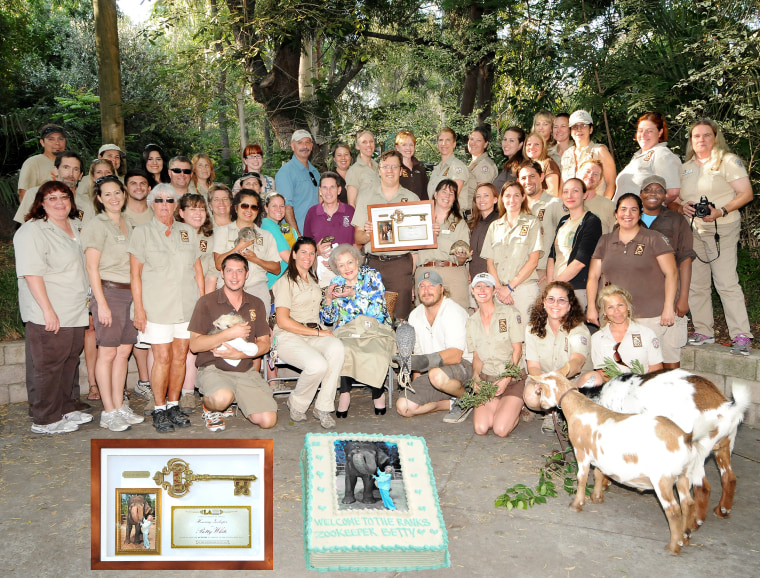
[92,0,125,149]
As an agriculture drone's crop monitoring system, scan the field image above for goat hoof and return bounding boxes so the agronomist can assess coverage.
[697,519,704,526]
[714,505,731,518]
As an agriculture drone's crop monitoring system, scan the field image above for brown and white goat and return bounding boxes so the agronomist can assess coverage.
[530,371,717,554]
[590,369,750,529]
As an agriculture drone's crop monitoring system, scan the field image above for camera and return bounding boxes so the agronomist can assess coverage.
[693,196,715,218]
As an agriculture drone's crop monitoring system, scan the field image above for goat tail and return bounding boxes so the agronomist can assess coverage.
[689,413,719,447]
[727,381,751,421]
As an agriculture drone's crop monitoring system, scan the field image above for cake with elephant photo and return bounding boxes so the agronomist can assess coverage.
[300,433,449,572]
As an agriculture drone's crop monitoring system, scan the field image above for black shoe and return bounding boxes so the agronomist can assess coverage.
[336,410,348,419]
[167,405,191,428]
[374,406,386,416]
[152,409,175,433]
[74,400,92,412]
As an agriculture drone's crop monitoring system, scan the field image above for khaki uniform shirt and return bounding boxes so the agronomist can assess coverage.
[14,218,89,327]
[128,218,201,324]
[213,223,280,290]
[427,156,469,199]
[463,154,497,212]
[525,322,592,373]
[14,185,41,224]
[417,213,469,263]
[592,320,662,373]
[528,193,563,270]
[481,213,543,284]
[125,205,153,226]
[198,231,218,280]
[561,142,605,181]
[272,275,322,335]
[681,152,747,228]
[18,154,54,192]
[188,288,268,373]
[73,191,95,225]
[345,157,380,197]
[80,213,135,283]
[614,143,681,203]
[585,194,616,234]
[466,303,524,376]
[591,227,674,318]
[352,184,419,256]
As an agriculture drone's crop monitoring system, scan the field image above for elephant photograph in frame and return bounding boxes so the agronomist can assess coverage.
[115,489,161,555]
[333,440,407,512]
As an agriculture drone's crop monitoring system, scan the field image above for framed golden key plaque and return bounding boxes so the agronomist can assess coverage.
[368,200,436,252]
[91,439,273,570]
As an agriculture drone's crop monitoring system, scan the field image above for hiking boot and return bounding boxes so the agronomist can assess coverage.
[202,405,226,432]
[152,409,174,433]
[116,405,145,425]
[134,380,153,401]
[730,334,752,356]
[63,410,94,426]
[167,405,191,428]
[179,391,197,414]
[688,333,715,346]
[286,397,307,422]
[313,409,336,429]
[100,410,130,432]
[442,399,472,424]
[31,418,78,435]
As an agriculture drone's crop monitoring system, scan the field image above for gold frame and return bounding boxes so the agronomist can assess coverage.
[115,488,162,555]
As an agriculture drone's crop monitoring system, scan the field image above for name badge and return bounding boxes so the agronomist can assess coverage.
[114,235,126,242]
[441,230,451,235]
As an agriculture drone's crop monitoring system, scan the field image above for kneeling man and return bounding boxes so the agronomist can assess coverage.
[189,253,278,431]
[395,270,473,423]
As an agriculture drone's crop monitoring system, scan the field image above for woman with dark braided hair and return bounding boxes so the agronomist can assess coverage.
[523,281,591,430]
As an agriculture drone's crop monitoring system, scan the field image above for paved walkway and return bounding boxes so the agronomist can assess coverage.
[1,391,758,577]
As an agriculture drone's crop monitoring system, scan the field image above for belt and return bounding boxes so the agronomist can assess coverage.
[101,280,131,290]
[368,253,409,262]
[421,261,461,268]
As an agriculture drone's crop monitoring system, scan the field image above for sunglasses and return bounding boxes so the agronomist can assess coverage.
[170,168,193,175]
[612,342,629,368]
[309,171,318,187]
[94,175,120,186]
[239,203,259,210]
[153,198,176,204]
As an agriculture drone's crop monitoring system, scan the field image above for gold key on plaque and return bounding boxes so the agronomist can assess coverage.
[385,209,427,224]
[152,458,257,498]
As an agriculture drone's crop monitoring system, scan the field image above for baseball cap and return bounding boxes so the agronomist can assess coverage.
[291,129,313,143]
[640,175,667,191]
[470,272,496,289]
[569,110,593,126]
[40,124,66,139]
[416,270,443,288]
[99,144,125,157]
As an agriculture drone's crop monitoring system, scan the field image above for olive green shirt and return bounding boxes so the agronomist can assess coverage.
[584,194,616,235]
[14,218,89,327]
[80,212,135,284]
[466,303,524,376]
[128,217,202,324]
[481,213,543,284]
[18,154,54,192]
[428,155,470,199]
[125,205,153,226]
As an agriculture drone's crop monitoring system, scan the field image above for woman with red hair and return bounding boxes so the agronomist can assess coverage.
[614,111,681,204]
[233,144,275,195]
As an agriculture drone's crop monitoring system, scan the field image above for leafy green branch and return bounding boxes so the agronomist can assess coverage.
[600,357,645,380]
[457,362,522,410]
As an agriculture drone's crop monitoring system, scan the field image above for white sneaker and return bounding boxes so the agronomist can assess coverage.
[100,410,130,432]
[63,410,94,426]
[31,418,78,435]
[116,405,145,425]
[134,380,153,401]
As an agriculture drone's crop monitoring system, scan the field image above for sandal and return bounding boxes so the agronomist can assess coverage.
[87,385,101,401]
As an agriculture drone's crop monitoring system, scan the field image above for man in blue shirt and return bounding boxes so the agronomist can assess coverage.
[275,129,320,235]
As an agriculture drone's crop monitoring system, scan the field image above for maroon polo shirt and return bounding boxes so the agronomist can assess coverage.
[303,202,356,245]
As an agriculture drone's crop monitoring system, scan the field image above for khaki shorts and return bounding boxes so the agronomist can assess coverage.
[197,365,277,416]
[403,360,473,406]
[637,315,687,365]
[138,321,190,344]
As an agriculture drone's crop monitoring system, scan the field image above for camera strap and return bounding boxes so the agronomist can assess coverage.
[690,217,720,264]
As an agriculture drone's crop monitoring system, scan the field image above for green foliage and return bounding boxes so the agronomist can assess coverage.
[0,243,24,341]
[457,362,522,410]
[600,356,646,380]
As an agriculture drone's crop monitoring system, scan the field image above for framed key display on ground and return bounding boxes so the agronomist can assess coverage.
[91,439,273,570]
[368,200,436,252]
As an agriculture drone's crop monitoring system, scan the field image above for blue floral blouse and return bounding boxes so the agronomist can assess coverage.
[320,266,391,327]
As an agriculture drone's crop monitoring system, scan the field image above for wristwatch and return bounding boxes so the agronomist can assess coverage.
[721,206,728,217]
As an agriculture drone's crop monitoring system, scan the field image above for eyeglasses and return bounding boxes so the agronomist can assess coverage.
[309,172,318,187]
[170,168,193,175]
[245,154,263,160]
[380,164,400,171]
[44,195,70,203]
[612,342,630,368]
[239,203,259,210]
[153,198,176,204]
[544,296,569,305]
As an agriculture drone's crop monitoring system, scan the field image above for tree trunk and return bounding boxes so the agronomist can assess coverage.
[458,2,496,124]
[237,91,247,154]
[92,0,124,148]
[210,0,231,168]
